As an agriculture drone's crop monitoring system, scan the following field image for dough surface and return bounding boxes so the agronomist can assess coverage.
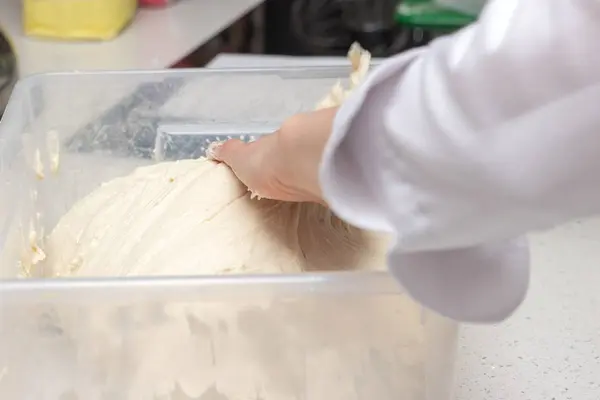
[43,158,388,278]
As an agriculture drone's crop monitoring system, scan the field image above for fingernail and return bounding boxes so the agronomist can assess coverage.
[206,141,224,160]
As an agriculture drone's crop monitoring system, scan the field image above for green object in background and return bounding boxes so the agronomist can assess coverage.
[395,0,477,31]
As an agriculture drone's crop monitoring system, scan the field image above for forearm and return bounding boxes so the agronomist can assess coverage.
[279,107,339,203]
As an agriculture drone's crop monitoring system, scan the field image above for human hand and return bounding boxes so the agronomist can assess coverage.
[209,106,338,204]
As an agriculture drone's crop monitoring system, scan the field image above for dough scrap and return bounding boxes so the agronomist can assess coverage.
[315,42,372,110]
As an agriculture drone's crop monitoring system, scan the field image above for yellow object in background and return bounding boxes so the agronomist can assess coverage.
[23,0,137,41]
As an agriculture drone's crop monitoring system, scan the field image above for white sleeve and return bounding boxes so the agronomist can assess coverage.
[319,0,600,323]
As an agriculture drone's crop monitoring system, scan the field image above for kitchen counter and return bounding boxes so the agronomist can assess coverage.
[456,219,600,400]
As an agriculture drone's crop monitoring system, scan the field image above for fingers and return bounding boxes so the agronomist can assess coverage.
[205,133,323,204]
[208,139,253,185]
[209,139,246,165]
[208,137,270,195]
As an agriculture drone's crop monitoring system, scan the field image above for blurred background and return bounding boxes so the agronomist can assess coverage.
[0,0,485,115]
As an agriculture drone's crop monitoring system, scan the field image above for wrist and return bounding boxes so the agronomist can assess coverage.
[278,107,338,202]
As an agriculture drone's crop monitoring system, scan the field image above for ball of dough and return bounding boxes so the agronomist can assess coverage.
[44,158,387,278]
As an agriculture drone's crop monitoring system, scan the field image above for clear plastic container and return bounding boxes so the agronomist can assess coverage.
[0,68,459,400]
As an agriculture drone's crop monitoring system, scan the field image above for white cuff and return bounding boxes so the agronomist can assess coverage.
[388,238,529,323]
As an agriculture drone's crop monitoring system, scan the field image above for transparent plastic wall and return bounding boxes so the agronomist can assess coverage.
[0,69,459,400]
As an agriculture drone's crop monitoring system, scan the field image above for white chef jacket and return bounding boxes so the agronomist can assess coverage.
[320,0,600,323]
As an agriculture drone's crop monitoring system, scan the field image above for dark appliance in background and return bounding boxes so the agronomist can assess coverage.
[0,31,16,116]
[264,0,434,57]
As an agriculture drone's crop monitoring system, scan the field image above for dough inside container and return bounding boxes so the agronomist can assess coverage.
[42,159,389,279]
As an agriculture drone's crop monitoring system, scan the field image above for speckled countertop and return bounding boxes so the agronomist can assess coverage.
[455,218,600,400]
